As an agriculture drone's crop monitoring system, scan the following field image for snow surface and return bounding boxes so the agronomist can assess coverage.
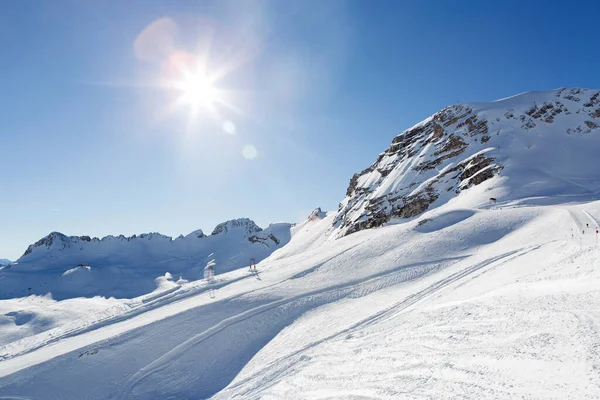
[1,89,600,399]
[0,197,599,399]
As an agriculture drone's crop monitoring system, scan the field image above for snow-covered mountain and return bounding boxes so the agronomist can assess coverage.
[3,192,600,399]
[0,259,11,266]
[0,218,291,300]
[335,88,600,236]
[2,89,600,400]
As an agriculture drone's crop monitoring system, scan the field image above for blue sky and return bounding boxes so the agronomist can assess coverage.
[1,0,599,259]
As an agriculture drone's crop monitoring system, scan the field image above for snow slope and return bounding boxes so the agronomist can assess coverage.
[0,199,599,399]
[0,259,11,266]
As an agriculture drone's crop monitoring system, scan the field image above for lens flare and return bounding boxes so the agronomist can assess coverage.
[223,120,236,134]
[242,144,258,160]
[132,17,258,143]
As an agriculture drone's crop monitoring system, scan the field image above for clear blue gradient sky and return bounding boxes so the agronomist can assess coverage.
[1,0,599,259]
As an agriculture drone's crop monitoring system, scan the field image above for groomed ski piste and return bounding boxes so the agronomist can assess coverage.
[1,177,600,399]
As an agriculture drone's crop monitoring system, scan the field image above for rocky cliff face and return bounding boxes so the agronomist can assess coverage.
[211,218,263,236]
[335,88,600,236]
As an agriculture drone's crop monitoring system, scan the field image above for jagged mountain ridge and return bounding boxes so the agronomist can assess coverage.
[335,88,600,236]
[211,218,262,236]
[1,218,291,299]
[20,218,277,263]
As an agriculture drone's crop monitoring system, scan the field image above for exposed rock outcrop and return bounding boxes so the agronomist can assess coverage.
[334,88,600,236]
[211,218,262,236]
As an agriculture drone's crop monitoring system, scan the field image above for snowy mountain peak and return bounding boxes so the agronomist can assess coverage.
[308,207,326,221]
[211,218,262,236]
[137,232,172,241]
[22,232,91,257]
[335,87,600,236]
[20,231,175,259]
[184,229,206,239]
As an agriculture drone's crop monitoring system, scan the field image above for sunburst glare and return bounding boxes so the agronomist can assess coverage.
[131,16,262,162]
[173,69,219,113]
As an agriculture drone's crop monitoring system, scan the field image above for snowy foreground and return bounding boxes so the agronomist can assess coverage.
[1,198,600,399]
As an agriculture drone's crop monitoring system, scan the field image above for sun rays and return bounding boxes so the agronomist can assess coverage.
[128,16,265,162]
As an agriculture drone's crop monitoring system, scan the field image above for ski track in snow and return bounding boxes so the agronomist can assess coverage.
[217,246,539,398]
[118,248,463,399]
[0,270,263,362]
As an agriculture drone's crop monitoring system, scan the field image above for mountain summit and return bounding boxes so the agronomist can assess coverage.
[335,88,600,236]
[211,218,263,236]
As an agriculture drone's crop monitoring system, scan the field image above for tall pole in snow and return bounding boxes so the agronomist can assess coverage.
[204,253,216,282]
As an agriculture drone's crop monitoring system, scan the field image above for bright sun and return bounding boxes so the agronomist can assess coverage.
[175,71,218,110]
[160,51,238,126]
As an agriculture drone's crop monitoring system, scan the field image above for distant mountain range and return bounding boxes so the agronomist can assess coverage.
[0,218,291,299]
